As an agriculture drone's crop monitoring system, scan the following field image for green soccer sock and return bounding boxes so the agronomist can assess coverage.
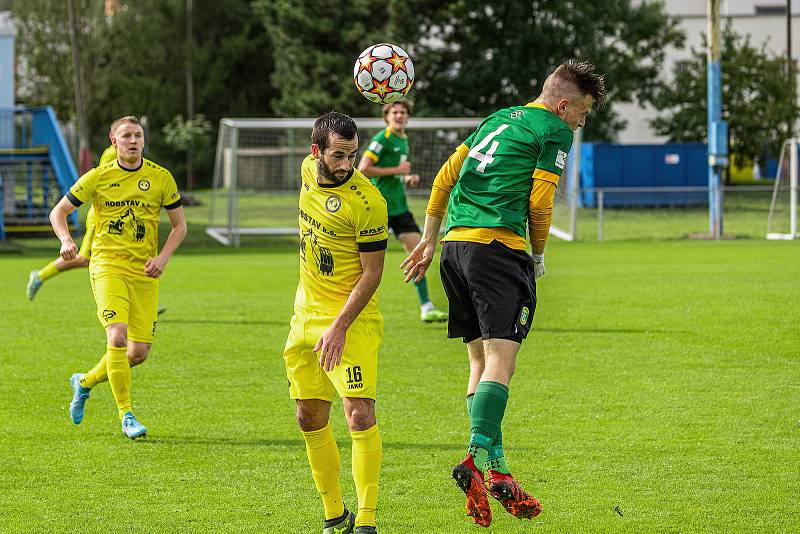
[469,392,510,473]
[468,381,509,472]
[466,431,491,472]
[486,433,511,474]
[413,276,430,306]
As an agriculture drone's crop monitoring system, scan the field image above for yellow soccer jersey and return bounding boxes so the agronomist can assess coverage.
[98,145,117,165]
[68,158,182,277]
[295,154,389,316]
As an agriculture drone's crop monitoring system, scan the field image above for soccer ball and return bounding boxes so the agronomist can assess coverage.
[353,43,415,105]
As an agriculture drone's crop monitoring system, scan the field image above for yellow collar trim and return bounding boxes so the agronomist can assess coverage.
[525,102,549,110]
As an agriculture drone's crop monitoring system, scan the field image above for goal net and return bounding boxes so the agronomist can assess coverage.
[766,138,798,240]
[208,117,578,246]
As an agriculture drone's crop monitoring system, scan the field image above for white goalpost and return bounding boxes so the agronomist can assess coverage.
[208,117,578,246]
[550,128,581,242]
[766,138,798,240]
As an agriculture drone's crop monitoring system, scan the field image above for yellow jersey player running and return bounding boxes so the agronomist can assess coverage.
[403,60,606,527]
[283,112,388,534]
[49,116,187,439]
[27,143,168,313]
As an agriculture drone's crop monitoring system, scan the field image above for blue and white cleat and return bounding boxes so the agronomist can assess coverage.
[121,412,147,440]
[69,373,91,424]
[27,270,43,301]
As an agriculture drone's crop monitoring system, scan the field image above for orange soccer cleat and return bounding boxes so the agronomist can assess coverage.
[452,456,492,527]
[487,470,542,519]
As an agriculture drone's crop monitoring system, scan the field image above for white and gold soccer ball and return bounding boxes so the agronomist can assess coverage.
[353,43,415,105]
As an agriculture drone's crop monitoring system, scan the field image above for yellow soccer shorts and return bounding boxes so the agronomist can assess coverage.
[283,311,383,401]
[90,271,159,343]
[78,207,96,259]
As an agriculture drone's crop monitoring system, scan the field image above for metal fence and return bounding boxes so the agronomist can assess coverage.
[581,185,779,241]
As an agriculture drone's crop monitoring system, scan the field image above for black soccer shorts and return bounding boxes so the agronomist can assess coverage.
[387,211,421,237]
[439,239,537,343]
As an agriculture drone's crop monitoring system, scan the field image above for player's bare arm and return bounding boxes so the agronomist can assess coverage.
[145,206,187,278]
[357,156,411,177]
[401,213,442,283]
[402,142,465,283]
[49,196,79,261]
[315,249,385,372]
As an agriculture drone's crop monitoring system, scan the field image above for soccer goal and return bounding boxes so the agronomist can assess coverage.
[766,138,798,240]
[208,117,578,246]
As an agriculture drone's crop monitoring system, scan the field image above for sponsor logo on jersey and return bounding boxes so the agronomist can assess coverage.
[359,225,385,236]
[107,208,146,242]
[300,228,334,276]
[104,200,148,207]
[138,179,150,191]
[555,150,567,170]
[102,309,117,321]
[510,110,524,119]
[110,183,120,188]
[299,209,337,236]
[368,141,382,153]
[325,194,342,213]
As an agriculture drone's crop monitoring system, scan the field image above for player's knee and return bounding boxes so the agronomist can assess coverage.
[296,407,327,432]
[128,351,148,366]
[106,329,127,348]
[344,399,376,431]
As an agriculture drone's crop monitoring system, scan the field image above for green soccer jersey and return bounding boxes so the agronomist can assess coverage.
[364,127,409,217]
[446,103,574,237]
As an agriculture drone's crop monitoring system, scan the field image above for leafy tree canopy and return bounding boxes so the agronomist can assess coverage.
[651,25,799,166]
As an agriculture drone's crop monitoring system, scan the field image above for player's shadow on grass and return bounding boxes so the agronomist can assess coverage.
[535,326,689,334]
[139,437,518,452]
[141,436,301,447]
[161,319,286,326]
[384,442,533,452]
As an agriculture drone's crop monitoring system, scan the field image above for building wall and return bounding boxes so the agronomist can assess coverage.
[617,0,800,143]
[0,12,14,108]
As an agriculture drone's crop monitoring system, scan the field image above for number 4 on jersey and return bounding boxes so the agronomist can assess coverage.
[467,123,509,173]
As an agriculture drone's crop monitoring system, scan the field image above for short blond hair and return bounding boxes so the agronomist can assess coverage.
[109,115,141,136]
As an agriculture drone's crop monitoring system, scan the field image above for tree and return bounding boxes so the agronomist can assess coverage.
[253,0,407,117]
[14,0,275,187]
[14,0,112,133]
[256,0,684,141]
[650,25,800,168]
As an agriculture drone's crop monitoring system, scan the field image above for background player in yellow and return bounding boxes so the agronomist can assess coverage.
[358,101,446,323]
[26,145,116,300]
[402,60,606,527]
[27,142,168,320]
[49,116,187,440]
[283,112,388,534]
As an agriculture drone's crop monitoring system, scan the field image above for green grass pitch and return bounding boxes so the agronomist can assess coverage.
[1,238,798,532]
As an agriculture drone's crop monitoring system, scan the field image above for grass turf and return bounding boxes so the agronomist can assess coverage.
[1,237,798,532]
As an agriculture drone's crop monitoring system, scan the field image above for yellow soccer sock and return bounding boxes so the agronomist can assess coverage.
[79,353,109,389]
[38,261,59,281]
[105,345,132,419]
[301,424,344,520]
[351,425,382,528]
